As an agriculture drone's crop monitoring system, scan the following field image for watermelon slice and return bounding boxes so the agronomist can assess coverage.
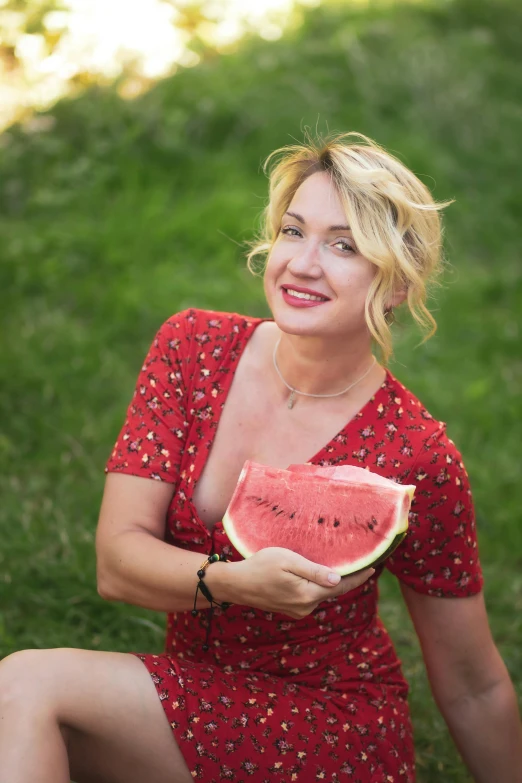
[222,461,415,575]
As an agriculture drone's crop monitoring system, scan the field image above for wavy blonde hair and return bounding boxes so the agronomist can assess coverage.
[247,131,453,362]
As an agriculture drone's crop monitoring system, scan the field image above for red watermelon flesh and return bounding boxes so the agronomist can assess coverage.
[287,463,396,489]
[222,461,415,575]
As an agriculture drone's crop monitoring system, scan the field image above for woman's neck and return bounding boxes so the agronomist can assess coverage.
[274,329,379,397]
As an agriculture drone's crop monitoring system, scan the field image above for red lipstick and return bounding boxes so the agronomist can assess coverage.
[281,284,330,309]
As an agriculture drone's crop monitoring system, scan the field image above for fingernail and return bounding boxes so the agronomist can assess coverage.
[328,573,341,585]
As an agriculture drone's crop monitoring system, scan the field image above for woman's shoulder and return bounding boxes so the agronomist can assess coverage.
[384,369,443,429]
[160,308,264,340]
[381,369,465,471]
[149,309,266,380]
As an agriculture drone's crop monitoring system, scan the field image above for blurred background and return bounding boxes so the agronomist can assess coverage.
[0,0,520,779]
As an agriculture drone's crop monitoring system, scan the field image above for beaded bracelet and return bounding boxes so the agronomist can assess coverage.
[191,553,231,652]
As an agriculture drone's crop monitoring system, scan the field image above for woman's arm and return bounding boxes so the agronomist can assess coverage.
[401,583,522,782]
[96,473,219,612]
[96,473,372,616]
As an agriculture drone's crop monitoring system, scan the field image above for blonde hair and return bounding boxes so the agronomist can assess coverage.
[247,131,453,362]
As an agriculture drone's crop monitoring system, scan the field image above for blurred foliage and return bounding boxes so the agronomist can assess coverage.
[0,0,302,129]
[0,0,64,68]
[1,0,521,780]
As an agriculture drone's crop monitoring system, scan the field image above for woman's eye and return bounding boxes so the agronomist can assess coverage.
[333,239,355,253]
[280,227,354,252]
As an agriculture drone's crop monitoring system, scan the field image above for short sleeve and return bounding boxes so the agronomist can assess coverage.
[386,425,484,597]
[105,311,194,482]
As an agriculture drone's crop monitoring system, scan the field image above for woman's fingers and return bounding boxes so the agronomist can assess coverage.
[305,567,375,604]
[279,549,346,587]
[279,548,374,589]
[338,568,375,593]
[230,548,375,618]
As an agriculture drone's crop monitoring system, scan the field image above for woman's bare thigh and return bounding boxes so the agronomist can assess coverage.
[3,647,192,783]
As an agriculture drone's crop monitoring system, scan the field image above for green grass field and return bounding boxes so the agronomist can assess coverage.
[1,0,521,779]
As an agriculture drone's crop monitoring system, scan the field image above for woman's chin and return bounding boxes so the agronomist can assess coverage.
[269,306,331,337]
[265,286,344,337]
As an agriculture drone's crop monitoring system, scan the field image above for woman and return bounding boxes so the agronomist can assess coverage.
[1,132,520,783]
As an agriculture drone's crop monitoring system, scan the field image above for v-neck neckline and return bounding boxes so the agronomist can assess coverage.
[185,315,392,538]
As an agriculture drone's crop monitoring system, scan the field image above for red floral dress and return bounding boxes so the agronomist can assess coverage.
[106,309,483,783]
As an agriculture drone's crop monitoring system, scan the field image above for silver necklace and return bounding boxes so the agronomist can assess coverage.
[272,337,376,410]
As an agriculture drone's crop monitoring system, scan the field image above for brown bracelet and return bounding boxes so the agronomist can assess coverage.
[191,553,231,652]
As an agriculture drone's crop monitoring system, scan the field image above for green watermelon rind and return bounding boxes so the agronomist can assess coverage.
[352,530,408,574]
[222,507,256,562]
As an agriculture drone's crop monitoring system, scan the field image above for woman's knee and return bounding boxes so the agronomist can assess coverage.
[0,649,192,782]
[0,648,74,714]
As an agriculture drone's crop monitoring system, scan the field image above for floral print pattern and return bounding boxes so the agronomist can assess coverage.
[106,309,483,782]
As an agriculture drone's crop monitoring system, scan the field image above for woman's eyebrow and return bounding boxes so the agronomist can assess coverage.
[284,210,352,232]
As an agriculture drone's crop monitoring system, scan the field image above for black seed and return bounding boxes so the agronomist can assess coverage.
[317,517,324,524]
[272,505,278,511]
[333,520,340,528]
[289,512,295,519]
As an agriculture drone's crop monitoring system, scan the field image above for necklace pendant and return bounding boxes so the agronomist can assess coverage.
[288,390,296,409]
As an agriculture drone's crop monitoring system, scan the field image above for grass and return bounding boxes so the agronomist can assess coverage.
[1,0,521,779]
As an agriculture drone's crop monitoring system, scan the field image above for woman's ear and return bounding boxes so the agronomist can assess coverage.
[388,288,407,309]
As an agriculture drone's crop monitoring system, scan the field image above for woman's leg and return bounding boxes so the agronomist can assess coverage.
[0,647,193,783]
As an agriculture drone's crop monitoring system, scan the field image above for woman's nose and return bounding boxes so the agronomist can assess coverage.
[286,239,322,276]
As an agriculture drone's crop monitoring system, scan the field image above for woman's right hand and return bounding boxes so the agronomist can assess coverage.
[208,547,375,619]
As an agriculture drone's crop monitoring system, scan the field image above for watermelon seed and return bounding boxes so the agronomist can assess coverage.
[333,520,340,528]
[317,517,324,524]
[289,512,295,519]
[272,505,278,511]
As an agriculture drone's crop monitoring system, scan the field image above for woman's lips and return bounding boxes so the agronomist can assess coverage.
[281,288,330,308]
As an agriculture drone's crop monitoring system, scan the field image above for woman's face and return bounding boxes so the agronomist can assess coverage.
[264,171,377,340]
